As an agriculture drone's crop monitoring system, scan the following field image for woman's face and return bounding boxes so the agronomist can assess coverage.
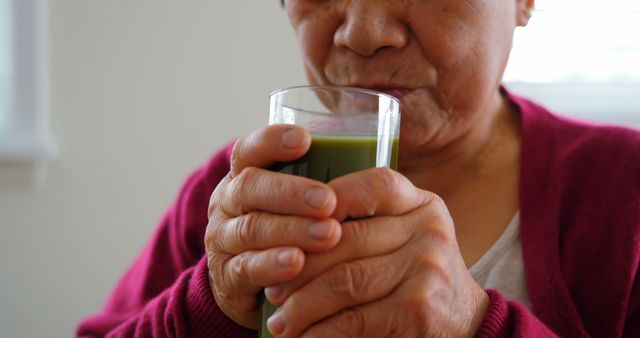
[286,0,530,152]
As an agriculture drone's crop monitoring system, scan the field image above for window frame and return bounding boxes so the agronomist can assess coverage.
[503,1,640,128]
[0,0,57,161]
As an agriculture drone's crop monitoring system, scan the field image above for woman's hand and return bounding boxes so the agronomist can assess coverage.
[264,168,490,338]
[204,125,343,329]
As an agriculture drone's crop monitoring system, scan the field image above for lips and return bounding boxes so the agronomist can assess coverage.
[372,88,414,99]
[333,82,417,100]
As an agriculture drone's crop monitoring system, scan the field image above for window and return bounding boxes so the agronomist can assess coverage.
[0,0,12,135]
[0,0,56,161]
[504,0,640,126]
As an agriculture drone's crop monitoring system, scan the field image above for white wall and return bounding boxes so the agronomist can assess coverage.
[0,1,304,337]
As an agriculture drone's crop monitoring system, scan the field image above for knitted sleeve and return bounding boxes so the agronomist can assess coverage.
[475,289,559,338]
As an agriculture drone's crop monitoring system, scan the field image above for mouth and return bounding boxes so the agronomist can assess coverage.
[342,83,415,100]
[371,88,414,100]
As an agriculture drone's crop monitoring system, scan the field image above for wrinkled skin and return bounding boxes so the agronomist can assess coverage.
[206,0,534,336]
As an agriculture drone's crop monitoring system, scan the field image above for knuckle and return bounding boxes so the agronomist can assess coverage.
[230,134,257,175]
[213,287,232,312]
[209,255,261,328]
[204,209,216,235]
[208,193,218,219]
[206,215,229,254]
[372,167,399,196]
[233,213,256,249]
[413,298,434,331]
[329,261,369,304]
[274,176,301,202]
[428,192,445,206]
[212,282,230,309]
[230,139,244,173]
[204,220,217,250]
[423,223,453,246]
[209,256,231,301]
[350,182,378,217]
[230,168,250,194]
[263,172,305,206]
[336,308,367,336]
[398,286,433,332]
[231,254,250,282]
[208,217,232,254]
[351,168,399,216]
[439,231,458,250]
[208,254,224,283]
[428,194,452,221]
[207,200,219,220]
[415,253,442,276]
[406,269,453,327]
[229,167,258,208]
[430,194,451,219]
[209,175,231,214]
[415,210,456,247]
[340,220,370,252]
[383,310,408,337]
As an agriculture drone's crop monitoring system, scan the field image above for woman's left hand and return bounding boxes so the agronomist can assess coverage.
[264,167,490,338]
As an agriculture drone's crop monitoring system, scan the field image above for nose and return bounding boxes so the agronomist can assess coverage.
[334,2,408,57]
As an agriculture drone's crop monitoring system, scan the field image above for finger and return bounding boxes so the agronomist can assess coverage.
[209,247,303,330]
[300,269,466,338]
[292,203,461,337]
[265,214,414,305]
[223,247,304,295]
[215,213,342,255]
[299,293,406,338]
[219,167,337,218]
[210,247,304,328]
[328,167,435,221]
[266,250,409,338]
[230,124,311,178]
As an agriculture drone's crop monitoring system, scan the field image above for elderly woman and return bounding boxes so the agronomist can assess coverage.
[78,0,640,337]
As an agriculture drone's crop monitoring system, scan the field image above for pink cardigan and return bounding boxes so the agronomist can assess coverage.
[77,89,640,337]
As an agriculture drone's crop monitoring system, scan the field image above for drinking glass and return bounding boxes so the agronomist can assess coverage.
[259,85,401,338]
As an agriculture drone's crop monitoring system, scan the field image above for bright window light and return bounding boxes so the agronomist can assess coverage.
[504,0,640,84]
[0,0,56,161]
[0,0,12,135]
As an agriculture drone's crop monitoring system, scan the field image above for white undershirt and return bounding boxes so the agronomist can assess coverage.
[468,212,530,307]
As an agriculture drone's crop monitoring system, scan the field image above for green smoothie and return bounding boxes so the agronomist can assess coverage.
[258,133,399,338]
[272,133,399,182]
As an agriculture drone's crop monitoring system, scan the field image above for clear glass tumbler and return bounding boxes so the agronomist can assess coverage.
[259,85,401,338]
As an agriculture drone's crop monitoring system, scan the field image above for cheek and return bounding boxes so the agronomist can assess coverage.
[292,10,341,85]
[298,24,330,83]
[412,2,514,113]
[395,2,516,150]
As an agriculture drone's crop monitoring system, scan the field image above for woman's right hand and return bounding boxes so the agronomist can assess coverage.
[204,125,343,329]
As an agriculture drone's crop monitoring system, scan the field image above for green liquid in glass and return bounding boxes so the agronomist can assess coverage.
[258,133,399,338]
[271,134,399,182]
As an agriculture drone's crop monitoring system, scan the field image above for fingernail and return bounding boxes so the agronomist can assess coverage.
[281,128,307,149]
[265,285,284,302]
[277,249,297,267]
[305,187,331,209]
[267,309,286,336]
[309,220,334,241]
